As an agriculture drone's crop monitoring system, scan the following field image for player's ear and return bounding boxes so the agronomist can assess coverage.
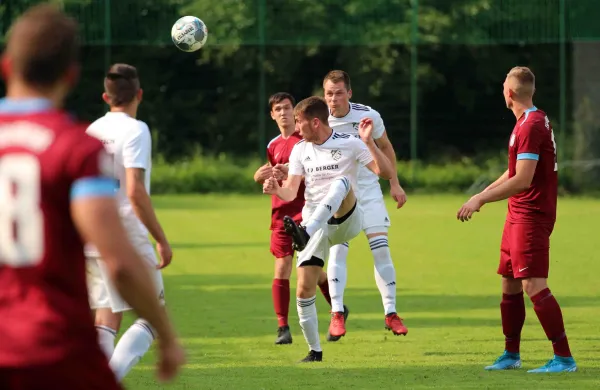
[137,88,143,103]
[348,89,352,99]
[102,92,111,105]
[270,109,277,121]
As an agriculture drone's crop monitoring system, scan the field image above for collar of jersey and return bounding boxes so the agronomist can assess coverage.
[0,98,53,114]
[524,106,538,113]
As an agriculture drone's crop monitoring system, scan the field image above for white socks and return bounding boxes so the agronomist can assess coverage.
[327,242,349,313]
[96,325,116,360]
[369,236,397,315]
[109,319,155,381]
[297,296,321,352]
[304,177,350,237]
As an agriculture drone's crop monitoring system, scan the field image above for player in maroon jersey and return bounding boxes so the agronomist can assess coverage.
[457,67,576,373]
[0,5,185,389]
[254,92,333,344]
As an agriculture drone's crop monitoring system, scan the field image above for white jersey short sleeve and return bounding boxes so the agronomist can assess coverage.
[328,102,387,190]
[123,122,152,170]
[288,141,305,176]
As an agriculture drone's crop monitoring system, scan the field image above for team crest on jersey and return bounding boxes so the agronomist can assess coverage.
[509,134,516,147]
[331,149,342,161]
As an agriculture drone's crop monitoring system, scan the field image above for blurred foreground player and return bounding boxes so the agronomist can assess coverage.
[86,63,174,381]
[0,5,185,389]
[263,97,394,362]
[254,92,333,344]
[457,67,576,373]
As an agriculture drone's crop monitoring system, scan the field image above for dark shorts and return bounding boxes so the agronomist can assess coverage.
[270,227,294,259]
[498,220,554,279]
[0,349,121,390]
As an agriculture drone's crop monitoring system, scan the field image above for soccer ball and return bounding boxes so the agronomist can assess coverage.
[171,16,208,52]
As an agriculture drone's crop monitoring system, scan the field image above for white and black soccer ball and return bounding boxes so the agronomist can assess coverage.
[171,16,208,52]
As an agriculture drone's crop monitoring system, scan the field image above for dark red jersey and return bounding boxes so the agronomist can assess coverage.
[266,132,305,229]
[0,98,114,367]
[507,107,558,224]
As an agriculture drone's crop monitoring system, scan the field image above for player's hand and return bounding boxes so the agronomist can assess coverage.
[358,117,375,143]
[156,337,186,382]
[390,183,407,209]
[255,164,272,183]
[457,195,483,222]
[263,176,280,195]
[156,241,173,269]
[272,163,288,181]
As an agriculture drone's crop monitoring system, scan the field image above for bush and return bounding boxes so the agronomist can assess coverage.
[151,154,502,195]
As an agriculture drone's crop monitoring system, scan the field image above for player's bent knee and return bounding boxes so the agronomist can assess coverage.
[501,276,523,295]
[274,256,293,279]
[296,260,323,298]
[95,308,123,330]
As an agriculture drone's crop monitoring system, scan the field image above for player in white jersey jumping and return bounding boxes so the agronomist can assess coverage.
[322,70,408,341]
[263,96,394,362]
[85,63,173,381]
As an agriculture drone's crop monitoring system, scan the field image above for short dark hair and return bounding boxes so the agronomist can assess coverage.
[104,64,140,106]
[323,70,351,90]
[5,4,79,88]
[268,92,295,111]
[294,96,329,125]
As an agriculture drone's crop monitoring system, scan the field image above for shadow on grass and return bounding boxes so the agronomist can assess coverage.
[162,273,600,339]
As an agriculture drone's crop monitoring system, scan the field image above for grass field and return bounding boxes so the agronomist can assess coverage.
[122,194,600,389]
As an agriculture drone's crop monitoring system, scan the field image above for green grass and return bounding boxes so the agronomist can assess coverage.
[122,194,600,389]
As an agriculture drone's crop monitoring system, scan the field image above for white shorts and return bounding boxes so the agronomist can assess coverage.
[358,184,390,234]
[86,249,165,313]
[297,202,363,267]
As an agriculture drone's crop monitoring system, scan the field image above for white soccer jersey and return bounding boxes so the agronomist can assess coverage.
[328,102,386,189]
[84,112,152,256]
[289,131,373,214]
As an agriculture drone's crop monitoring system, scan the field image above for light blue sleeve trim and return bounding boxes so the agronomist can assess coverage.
[70,177,117,200]
[517,153,539,161]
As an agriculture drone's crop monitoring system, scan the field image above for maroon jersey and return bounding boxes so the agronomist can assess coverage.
[507,107,558,224]
[0,99,111,367]
[266,132,305,229]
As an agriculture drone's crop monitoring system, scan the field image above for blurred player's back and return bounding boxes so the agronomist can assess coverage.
[0,106,105,366]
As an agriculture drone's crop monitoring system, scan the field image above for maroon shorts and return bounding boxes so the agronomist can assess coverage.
[270,227,294,259]
[0,349,121,390]
[497,220,554,279]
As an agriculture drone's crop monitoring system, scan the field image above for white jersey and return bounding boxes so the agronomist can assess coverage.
[84,112,152,256]
[328,102,386,189]
[289,131,373,214]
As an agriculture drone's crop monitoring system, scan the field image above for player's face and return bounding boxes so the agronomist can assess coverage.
[270,99,294,128]
[324,80,352,116]
[295,113,318,142]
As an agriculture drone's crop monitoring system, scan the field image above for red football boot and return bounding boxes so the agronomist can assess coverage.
[328,312,346,338]
[385,313,408,336]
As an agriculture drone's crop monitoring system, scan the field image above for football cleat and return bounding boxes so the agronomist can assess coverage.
[327,305,349,342]
[299,350,323,363]
[385,313,408,336]
[484,351,522,370]
[527,355,577,373]
[275,325,292,345]
[283,216,309,252]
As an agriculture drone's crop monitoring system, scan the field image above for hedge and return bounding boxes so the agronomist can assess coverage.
[151,154,504,195]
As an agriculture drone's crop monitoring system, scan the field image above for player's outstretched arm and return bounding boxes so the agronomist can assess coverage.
[254,163,272,184]
[126,168,172,269]
[71,194,185,381]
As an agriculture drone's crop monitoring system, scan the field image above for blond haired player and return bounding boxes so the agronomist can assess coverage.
[322,70,408,341]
